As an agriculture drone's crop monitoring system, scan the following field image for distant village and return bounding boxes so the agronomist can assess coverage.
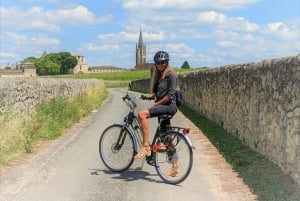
[0,30,153,78]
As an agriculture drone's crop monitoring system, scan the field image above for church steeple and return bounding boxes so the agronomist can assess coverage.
[138,29,144,48]
[136,30,146,67]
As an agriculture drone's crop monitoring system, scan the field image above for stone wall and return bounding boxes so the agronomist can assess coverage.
[130,55,300,184]
[0,78,101,116]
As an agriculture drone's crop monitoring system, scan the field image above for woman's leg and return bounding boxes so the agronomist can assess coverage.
[134,109,151,159]
[138,109,151,146]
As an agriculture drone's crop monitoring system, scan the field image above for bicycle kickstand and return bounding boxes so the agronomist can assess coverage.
[136,158,146,171]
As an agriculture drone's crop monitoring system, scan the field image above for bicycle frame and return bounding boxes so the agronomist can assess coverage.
[114,95,144,153]
[99,91,194,184]
[118,93,194,155]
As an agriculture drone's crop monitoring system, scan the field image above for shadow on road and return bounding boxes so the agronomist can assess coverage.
[89,168,165,184]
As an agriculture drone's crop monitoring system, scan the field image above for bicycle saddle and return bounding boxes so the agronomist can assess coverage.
[158,114,173,120]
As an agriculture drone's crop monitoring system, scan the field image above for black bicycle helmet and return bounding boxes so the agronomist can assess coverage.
[154,51,169,63]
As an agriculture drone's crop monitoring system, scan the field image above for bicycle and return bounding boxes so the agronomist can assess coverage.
[99,90,194,185]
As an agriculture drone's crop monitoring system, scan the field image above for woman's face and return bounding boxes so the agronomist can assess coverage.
[156,60,167,72]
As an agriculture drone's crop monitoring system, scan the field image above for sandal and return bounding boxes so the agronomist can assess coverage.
[134,146,151,159]
[166,167,180,177]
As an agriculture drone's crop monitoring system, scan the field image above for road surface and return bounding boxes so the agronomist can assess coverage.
[0,88,256,201]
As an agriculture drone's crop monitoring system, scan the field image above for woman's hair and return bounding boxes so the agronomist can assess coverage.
[150,64,174,93]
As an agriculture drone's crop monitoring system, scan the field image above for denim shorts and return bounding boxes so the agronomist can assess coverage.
[148,103,177,118]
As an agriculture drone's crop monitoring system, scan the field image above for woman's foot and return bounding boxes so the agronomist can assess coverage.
[134,145,151,159]
[166,167,180,177]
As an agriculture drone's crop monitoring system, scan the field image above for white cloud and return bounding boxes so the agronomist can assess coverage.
[198,11,259,32]
[5,32,28,44]
[31,36,60,46]
[31,21,61,32]
[243,34,256,41]
[98,32,137,42]
[48,5,113,25]
[198,11,226,23]
[5,32,59,47]
[97,31,165,43]
[0,5,112,32]
[197,53,220,64]
[22,0,58,2]
[83,43,120,52]
[0,52,17,58]
[265,21,299,40]
[144,31,165,41]
[3,32,60,63]
[166,43,195,53]
[121,0,261,10]
[217,40,238,47]
[1,0,299,68]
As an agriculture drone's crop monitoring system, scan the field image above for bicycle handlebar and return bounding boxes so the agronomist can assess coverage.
[122,93,155,110]
[141,94,147,100]
[122,94,141,110]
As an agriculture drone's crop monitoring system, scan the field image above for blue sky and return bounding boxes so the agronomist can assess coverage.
[0,0,299,69]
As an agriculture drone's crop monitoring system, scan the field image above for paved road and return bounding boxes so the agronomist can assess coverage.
[0,88,256,201]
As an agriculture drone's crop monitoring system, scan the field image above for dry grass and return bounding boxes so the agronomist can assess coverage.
[0,112,30,165]
[0,81,108,167]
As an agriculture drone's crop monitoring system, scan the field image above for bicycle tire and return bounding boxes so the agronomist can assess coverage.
[99,124,135,172]
[154,131,193,185]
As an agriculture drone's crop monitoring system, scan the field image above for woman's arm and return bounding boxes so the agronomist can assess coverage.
[154,72,176,106]
[147,93,156,100]
[153,95,171,106]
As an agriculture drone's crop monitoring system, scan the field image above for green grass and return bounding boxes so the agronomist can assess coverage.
[104,81,131,88]
[0,111,27,165]
[53,70,150,81]
[3,68,298,201]
[179,105,300,201]
[0,82,108,166]
[0,68,204,166]
[50,67,207,81]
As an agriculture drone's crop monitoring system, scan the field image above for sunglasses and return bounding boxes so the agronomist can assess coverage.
[156,61,167,65]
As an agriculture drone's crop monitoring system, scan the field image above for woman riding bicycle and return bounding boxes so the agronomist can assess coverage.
[134,50,179,177]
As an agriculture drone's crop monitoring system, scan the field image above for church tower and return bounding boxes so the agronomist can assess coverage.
[136,30,146,66]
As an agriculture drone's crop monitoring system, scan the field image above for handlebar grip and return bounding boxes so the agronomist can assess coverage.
[122,94,130,101]
[141,95,147,100]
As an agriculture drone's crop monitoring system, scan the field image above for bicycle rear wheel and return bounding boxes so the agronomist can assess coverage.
[154,131,193,185]
[99,124,135,172]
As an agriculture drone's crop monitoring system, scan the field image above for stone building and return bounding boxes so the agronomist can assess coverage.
[88,65,123,73]
[72,54,89,74]
[0,62,36,77]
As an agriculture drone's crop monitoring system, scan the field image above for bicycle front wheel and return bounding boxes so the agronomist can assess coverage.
[99,124,135,172]
[155,131,193,185]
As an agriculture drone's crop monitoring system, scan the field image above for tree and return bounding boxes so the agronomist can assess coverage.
[25,51,78,75]
[60,54,77,74]
[22,57,38,63]
[181,61,190,69]
[38,53,61,75]
[45,52,77,74]
[44,60,60,75]
[35,57,60,75]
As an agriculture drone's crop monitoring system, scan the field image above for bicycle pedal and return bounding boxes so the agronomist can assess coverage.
[146,157,155,166]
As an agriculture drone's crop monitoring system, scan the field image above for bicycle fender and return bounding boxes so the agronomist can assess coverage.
[183,134,196,150]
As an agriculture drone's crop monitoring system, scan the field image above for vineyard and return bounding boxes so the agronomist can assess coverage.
[53,68,207,81]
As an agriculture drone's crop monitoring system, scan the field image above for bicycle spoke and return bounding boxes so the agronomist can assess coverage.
[155,131,193,184]
[99,125,135,172]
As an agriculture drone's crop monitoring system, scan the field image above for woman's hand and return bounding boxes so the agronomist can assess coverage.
[153,95,171,106]
[147,93,156,100]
